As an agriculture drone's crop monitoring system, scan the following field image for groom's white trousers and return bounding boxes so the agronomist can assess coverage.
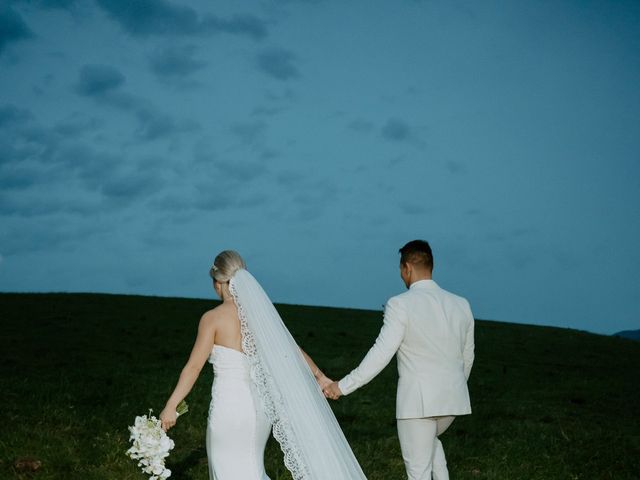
[397,416,455,480]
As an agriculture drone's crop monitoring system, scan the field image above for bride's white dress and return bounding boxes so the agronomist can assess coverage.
[202,270,367,480]
[206,344,272,480]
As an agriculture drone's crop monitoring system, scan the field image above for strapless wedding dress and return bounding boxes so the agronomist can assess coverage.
[206,344,272,480]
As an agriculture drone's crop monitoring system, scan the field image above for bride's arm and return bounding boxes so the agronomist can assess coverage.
[160,311,217,431]
[299,347,333,389]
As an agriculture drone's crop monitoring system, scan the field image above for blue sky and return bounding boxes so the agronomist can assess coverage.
[1,0,638,335]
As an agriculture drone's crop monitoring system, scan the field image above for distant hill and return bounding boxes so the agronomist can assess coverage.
[614,329,640,341]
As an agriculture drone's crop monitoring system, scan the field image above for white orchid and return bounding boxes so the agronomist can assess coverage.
[126,401,188,480]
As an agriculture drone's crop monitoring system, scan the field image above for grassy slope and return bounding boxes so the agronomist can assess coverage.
[1,292,639,480]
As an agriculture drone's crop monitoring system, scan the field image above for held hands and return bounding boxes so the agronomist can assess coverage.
[316,373,334,391]
[323,381,342,401]
[312,365,333,391]
[313,369,341,399]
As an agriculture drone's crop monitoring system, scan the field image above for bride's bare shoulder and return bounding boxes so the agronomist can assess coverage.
[200,302,237,324]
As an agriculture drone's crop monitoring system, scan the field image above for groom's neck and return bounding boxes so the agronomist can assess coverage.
[409,270,432,285]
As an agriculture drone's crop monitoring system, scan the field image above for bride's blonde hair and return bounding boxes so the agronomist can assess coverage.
[209,250,246,283]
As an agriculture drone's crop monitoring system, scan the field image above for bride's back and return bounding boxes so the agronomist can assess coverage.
[211,301,243,352]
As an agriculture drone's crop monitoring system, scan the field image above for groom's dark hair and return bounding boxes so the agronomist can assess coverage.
[399,240,433,271]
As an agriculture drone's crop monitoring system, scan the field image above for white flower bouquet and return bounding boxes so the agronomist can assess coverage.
[126,400,189,480]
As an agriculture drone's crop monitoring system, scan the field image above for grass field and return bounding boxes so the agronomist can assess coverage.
[1,292,639,479]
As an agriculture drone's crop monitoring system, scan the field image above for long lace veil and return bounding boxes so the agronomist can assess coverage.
[229,269,368,480]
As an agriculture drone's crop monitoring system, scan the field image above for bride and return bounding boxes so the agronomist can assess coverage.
[159,250,368,479]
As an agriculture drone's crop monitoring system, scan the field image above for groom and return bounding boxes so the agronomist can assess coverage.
[324,240,475,480]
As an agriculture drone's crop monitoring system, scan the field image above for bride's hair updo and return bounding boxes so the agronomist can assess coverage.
[210,250,246,283]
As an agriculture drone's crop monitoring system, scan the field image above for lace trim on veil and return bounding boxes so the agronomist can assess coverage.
[229,281,310,480]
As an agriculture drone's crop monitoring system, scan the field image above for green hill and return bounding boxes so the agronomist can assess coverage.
[1,292,639,479]
[614,329,640,341]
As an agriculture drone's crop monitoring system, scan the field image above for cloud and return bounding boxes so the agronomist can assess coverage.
[95,0,206,36]
[53,114,103,136]
[100,170,165,199]
[52,143,122,183]
[0,214,110,255]
[0,7,34,55]
[73,64,199,141]
[192,191,235,211]
[291,190,335,221]
[251,106,284,117]
[445,160,466,174]
[223,160,268,181]
[204,14,268,41]
[0,137,53,170]
[194,135,269,184]
[0,103,174,221]
[281,177,339,221]
[251,88,297,117]
[276,170,304,187]
[348,118,374,133]
[95,0,267,40]
[49,145,165,204]
[0,189,101,218]
[31,0,78,9]
[271,0,323,3]
[75,64,125,97]
[0,108,161,205]
[227,121,277,170]
[264,88,296,103]
[0,165,38,190]
[150,192,197,212]
[190,178,269,210]
[399,202,429,215]
[381,118,412,142]
[34,141,162,205]
[12,0,78,9]
[230,121,266,146]
[0,107,60,170]
[149,45,205,79]
[0,104,33,127]
[135,107,199,140]
[260,148,278,160]
[256,47,299,81]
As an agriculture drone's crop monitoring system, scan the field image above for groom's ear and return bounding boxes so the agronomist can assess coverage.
[400,261,411,278]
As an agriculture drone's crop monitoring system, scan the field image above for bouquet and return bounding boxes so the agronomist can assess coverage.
[126,400,189,480]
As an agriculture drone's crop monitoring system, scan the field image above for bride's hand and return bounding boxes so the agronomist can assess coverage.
[316,374,333,391]
[160,406,177,432]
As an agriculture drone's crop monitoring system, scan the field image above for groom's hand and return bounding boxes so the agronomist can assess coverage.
[323,381,342,400]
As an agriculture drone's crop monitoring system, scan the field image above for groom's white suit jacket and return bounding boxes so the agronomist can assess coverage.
[338,279,475,419]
